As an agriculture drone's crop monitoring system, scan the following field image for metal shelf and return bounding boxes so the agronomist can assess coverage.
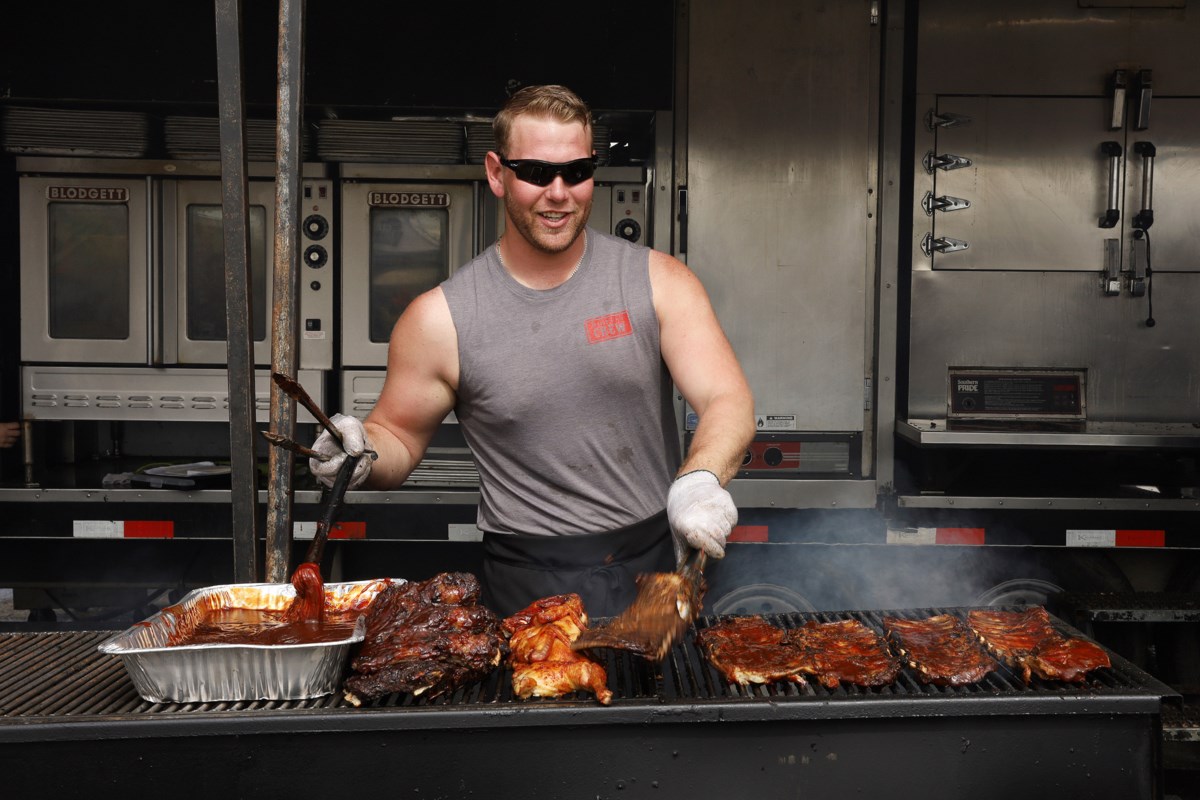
[897,494,1200,512]
[898,419,1200,449]
[0,488,480,505]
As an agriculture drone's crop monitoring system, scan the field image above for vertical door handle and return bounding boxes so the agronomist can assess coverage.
[677,185,688,255]
[1109,69,1128,130]
[1098,141,1122,229]
[1134,69,1153,131]
[1132,141,1156,231]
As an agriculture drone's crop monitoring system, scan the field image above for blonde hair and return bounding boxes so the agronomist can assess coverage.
[492,85,593,156]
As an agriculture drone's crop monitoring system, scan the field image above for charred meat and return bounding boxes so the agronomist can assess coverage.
[342,573,504,706]
[503,593,613,705]
[966,606,1110,683]
[882,614,997,686]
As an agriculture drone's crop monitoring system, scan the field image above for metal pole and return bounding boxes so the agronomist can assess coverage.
[265,0,306,582]
[214,0,260,583]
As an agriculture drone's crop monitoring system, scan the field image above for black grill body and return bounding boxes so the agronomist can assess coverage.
[0,608,1177,799]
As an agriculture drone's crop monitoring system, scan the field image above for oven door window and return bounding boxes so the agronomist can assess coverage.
[369,207,449,342]
[186,204,268,342]
[48,202,130,340]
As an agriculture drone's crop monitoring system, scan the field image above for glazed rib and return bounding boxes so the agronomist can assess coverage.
[696,616,809,686]
[966,606,1110,683]
[786,619,901,688]
[882,614,997,686]
[697,616,900,688]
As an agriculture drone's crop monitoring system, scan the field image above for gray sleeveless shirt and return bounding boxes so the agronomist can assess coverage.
[441,229,681,536]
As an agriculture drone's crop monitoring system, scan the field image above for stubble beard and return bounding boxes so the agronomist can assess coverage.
[503,193,593,256]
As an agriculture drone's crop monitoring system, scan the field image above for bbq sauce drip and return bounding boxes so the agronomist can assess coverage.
[288,561,325,624]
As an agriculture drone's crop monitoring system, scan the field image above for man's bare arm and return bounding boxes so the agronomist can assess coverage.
[359,287,460,489]
[650,249,755,485]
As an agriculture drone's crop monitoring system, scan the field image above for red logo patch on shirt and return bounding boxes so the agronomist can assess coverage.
[585,311,634,344]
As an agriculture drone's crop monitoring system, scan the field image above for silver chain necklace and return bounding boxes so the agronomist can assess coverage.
[497,231,588,283]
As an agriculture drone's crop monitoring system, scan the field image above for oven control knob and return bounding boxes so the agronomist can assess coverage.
[764,447,784,467]
[615,219,641,242]
[303,244,328,268]
[303,214,329,241]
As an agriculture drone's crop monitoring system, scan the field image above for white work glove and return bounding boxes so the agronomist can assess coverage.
[309,413,373,490]
[666,470,738,561]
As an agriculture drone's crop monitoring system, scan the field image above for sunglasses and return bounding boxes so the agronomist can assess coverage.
[498,156,596,187]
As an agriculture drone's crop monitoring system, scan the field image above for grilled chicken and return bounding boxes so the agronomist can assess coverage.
[966,606,1110,683]
[882,614,997,686]
[501,593,587,639]
[503,594,613,705]
[342,573,504,705]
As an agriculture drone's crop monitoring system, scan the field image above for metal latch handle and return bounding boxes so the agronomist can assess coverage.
[922,151,972,173]
[1098,141,1122,229]
[921,191,971,215]
[920,232,969,257]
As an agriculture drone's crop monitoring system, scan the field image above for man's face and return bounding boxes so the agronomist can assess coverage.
[490,116,593,255]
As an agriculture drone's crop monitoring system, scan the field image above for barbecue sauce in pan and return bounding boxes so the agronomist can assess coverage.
[164,563,364,647]
[173,607,360,646]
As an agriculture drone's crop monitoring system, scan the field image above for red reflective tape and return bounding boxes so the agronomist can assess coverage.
[1115,529,1165,547]
[330,521,367,540]
[728,525,769,543]
[935,527,985,545]
[123,520,174,539]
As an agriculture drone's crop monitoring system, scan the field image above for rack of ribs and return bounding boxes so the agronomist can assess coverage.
[697,617,899,688]
[882,614,997,686]
[966,606,1111,684]
[342,572,505,705]
[786,619,902,688]
[503,593,613,705]
[695,616,809,686]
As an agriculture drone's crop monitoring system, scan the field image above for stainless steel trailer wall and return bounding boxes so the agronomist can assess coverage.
[686,0,882,509]
[905,0,1200,436]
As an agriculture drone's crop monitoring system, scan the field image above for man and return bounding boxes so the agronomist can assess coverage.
[313,85,754,616]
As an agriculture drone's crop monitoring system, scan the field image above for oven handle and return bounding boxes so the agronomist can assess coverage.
[1098,141,1122,229]
[1132,141,1155,231]
[146,175,158,365]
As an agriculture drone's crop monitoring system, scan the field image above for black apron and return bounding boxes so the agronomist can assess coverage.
[481,511,674,618]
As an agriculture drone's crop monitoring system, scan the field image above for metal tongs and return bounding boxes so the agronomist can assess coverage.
[260,372,377,566]
[571,546,708,661]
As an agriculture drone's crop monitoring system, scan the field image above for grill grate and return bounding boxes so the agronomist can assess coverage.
[0,607,1176,724]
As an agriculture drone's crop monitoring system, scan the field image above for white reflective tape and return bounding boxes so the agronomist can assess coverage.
[1066,529,1116,547]
[887,526,937,545]
[74,520,122,538]
[293,521,317,540]
[448,523,483,542]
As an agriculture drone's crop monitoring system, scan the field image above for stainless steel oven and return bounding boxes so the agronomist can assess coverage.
[18,157,333,421]
[337,164,481,421]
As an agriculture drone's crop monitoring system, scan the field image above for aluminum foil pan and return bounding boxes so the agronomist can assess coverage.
[98,578,397,703]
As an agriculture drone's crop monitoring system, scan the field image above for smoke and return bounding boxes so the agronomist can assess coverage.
[702,511,1127,616]
[707,542,1004,613]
